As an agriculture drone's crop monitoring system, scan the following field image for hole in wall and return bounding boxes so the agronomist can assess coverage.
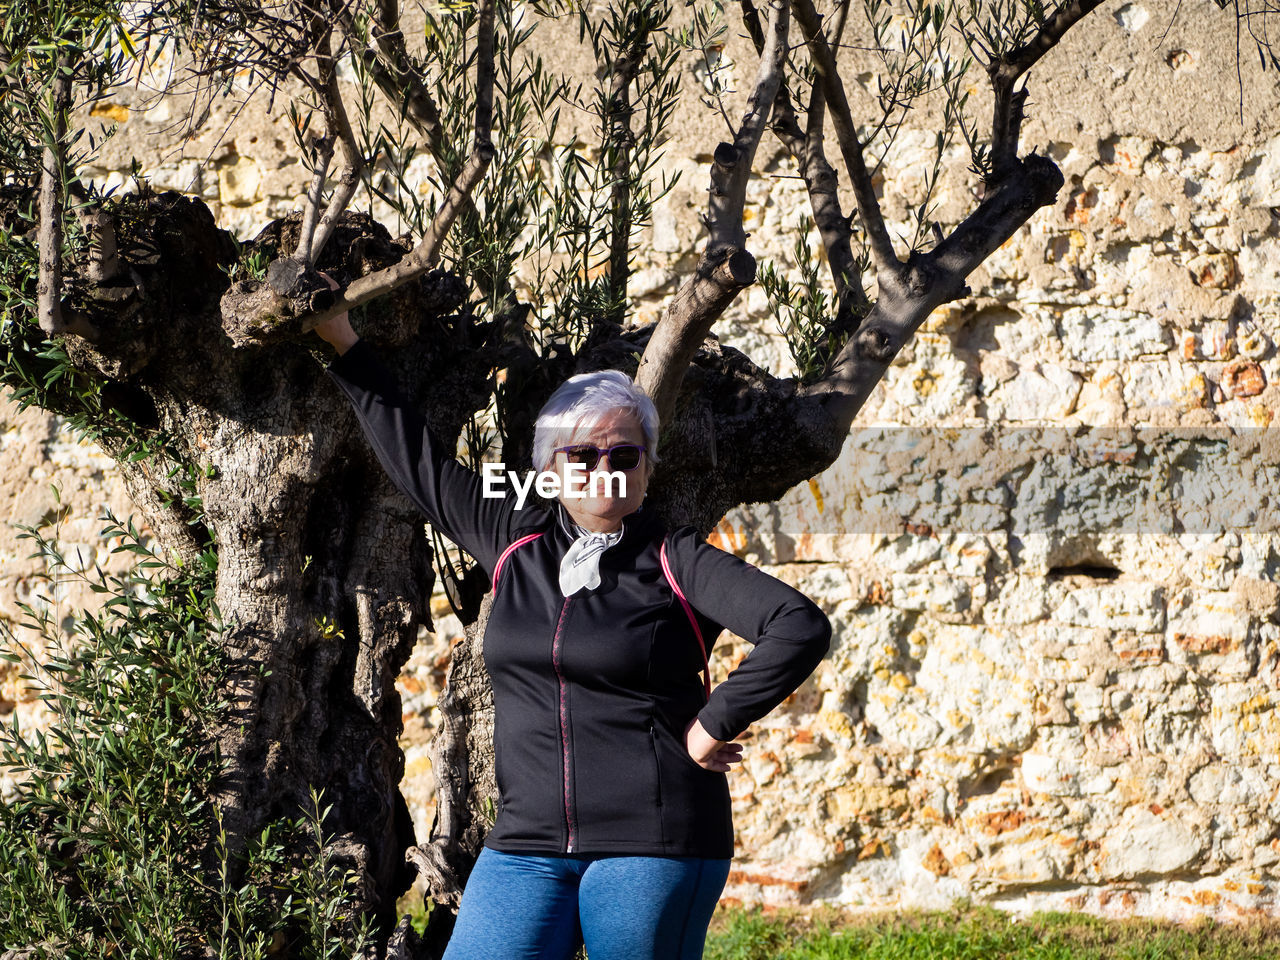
[958,766,1015,800]
[1047,563,1122,580]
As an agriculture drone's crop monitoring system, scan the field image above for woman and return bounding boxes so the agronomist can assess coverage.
[316,309,830,960]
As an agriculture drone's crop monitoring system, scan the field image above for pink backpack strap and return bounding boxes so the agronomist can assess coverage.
[659,540,712,701]
[493,532,543,592]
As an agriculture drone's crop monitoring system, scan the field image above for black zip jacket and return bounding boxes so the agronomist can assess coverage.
[328,341,831,858]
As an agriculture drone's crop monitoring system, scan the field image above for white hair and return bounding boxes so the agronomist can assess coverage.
[532,370,660,472]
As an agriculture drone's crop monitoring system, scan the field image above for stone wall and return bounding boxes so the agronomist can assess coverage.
[0,402,140,737]
[4,0,1280,920]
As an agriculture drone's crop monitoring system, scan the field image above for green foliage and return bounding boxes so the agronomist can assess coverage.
[348,0,681,351]
[221,236,275,284]
[861,0,973,248]
[674,1,733,125]
[0,203,41,331]
[397,891,432,937]
[0,515,369,957]
[346,0,555,323]
[705,906,1280,960]
[432,0,555,326]
[0,0,134,352]
[0,313,107,428]
[957,0,1050,66]
[543,0,682,339]
[758,215,854,382]
[0,165,118,448]
[0,320,211,531]
[0,200,212,529]
[0,0,134,186]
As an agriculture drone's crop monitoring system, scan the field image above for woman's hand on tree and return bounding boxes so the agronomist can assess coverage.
[312,272,359,354]
[684,718,743,772]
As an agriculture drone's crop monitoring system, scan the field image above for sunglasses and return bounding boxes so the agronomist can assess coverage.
[555,443,647,472]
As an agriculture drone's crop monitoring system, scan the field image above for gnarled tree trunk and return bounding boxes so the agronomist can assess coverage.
[35,192,496,946]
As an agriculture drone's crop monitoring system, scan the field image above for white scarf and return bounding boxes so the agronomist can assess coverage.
[558,520,622,597]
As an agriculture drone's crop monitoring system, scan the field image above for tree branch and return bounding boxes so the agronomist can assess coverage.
[987,0,1107,179]
[792,0,901,281]
[599,24,650,338]
[317,148,487,319]
[334,0,447,162]
[801,0,851,167]
[330,0,533,375]
[634,0,789,426]
[37,59,73,337]
[296,135,334,265]
[706,0,789,250]
[307,30,366,263]
[634,247,758,427]
[742,0,866,326]
[270,0,496,339]
[801,0,868,334]
[804,154,1064,431]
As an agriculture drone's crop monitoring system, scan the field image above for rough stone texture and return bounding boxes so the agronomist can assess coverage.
[3,0,1280,922]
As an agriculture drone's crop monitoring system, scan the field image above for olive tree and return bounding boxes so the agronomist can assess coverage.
[0,0,1274,954]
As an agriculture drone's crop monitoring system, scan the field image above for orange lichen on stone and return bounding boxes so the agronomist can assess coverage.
[913,370,938,396]
[808,478,824,513]
[1100,890,1136,910]
[978,809,1028,836]
[922,843,952,876]
[1117,646,1164,663]
[1223,359,1266,398]
[1190,252,1238,289]
[708,520,748,556]
[725,870,809,892]
[857,839,889,860]
[1065,187,1098,224]
[399,675,425,695]
[1174,633,1237,655]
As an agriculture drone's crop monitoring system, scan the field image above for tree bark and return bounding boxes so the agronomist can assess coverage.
[42,193,493,947]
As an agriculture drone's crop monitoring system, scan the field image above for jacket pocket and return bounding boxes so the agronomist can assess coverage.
[649,723,668,849]
[648,724,664,809]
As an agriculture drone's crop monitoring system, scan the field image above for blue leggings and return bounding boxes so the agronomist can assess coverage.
[441,848,730,960]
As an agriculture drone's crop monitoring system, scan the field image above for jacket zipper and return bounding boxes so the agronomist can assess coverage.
[648,726,664,807]
[551,597,576,852]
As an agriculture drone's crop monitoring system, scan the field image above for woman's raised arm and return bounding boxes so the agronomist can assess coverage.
[320,324,539,574]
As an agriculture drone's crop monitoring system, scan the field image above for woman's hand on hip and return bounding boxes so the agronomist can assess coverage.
[312,272,359,354]
[684,718,743,772]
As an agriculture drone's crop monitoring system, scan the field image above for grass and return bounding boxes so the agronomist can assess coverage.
[704,905,1280,960]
